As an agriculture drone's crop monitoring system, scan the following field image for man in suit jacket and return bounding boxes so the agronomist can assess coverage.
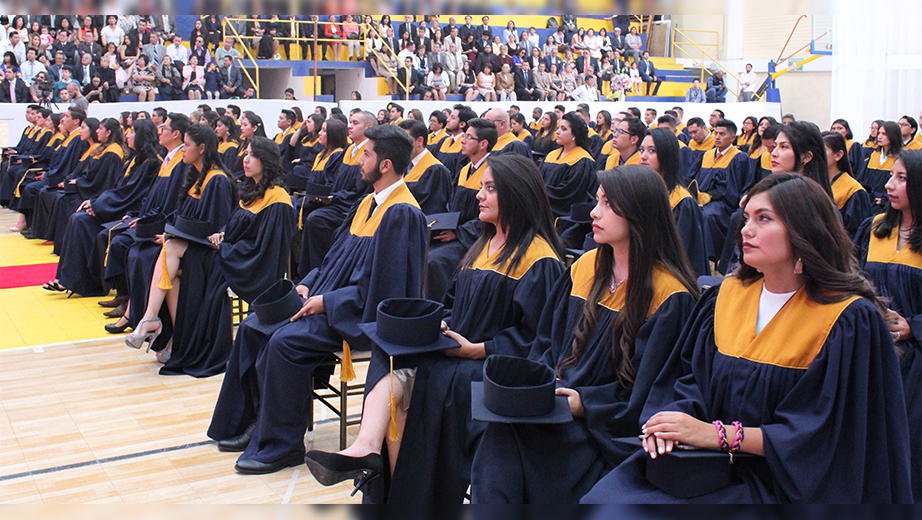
[398,15,416,46]
[426,42,447,73]
[638,51,662,96]
[474,47,498,74]
[51,30,78,67]
[152,15,177,38]
[610,27,626,54]
[129,18,152,47]
[78,31,103,65]
[574,49,599,75]
[513,59,541,101]
[383,27,400,56]
[141,33,167,67]
[477,16,492,40]
[397,56,428,95]
[0,68,30,103]
[72,52,98,87]
[219,56,244,98]
[533,62,552,101]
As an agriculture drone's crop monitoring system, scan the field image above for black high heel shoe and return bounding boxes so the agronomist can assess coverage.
[304,451,384,496]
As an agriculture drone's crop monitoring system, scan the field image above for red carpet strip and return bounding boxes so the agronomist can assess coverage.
[0,262,59,289]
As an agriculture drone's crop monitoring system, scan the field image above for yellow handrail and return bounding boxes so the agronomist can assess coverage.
[365,23,410,100]
[222,18,259,99]
[672,27,762,102]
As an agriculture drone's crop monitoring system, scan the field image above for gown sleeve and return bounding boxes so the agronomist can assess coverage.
[220,201,297,303]
[542,157,597,217]
[410,164,452,215]
[90,158,161,222]
[197,174,236,232]
[484,257,564,358]
[852,216,875,269]
[76,151,126,200]
[672,197,710,277]
[840,189,872,238]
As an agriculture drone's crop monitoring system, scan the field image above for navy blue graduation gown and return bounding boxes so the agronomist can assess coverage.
[56,158,159,297]
[302,142,372,276]
[436,133,467,183]
[427,129,449,155]
[831,172,871,238]
[540,146,597,218]
[158,169,236,377]
[288,136,322,175]
[30,143,96,243]
[218,140,239,172]
[583,277,912,503]
[208,183,426,464]
[375,237,563,504]
[492,131,533,161]
[471,253,696,503]
[424,157,489,302]
[855,215,922,502]
[683,133,715,185]
[404,150,452,215]
[670,187,710,277]
[846,140,864,177]
[689,148,749,261]
[857,150,895,211]
[294,149,344,277]
[10,130,80,212]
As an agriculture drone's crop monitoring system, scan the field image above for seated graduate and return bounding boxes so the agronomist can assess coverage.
[854,150,921,502]
[688,118,751,264]
[6,112,62,232]
[287,113,324,177]
[11,107,87,236]
[683,117,715,180]
[716,122,834,276]
[583,173,913,504]
[215,115,241,168]
[294,118,347,278]
[734,116,758,154]
[104,114,191,334]
[483,108,533,160]
[436,104,477,182]
[125,124,236,373]
[30,117,98,246]
[228,111,268,179]
[471,164,699,504]
[206,124,428,476]
[41,119,127,254]
[595,113,622,171]
[52,119,160,298]
[510,112,534,149]
[639,128,710,277]
[830,118,865,176]
[604,116,644,170]
[424,117,497,302]
[541,111,597,220]
[397,118,453,215]
[340,154,567,504]
[300,111,377,275]
[654,115,696,180]
[858,121,902,213]
[749,123,779,188]
[530,111,561,159]
[862,119,884,159]
[426,110,450,154]
[2,108,54,213]
[590,110,613,161]
[823,131,871,238]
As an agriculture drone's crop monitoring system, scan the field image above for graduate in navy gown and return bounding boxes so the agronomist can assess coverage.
[858,120,901,212]
[31,118,100,246]
[124,124,236,373]
[294,118,346,278]
[207,124,427,475]
[1,105,45,208]
[823,132,871,238]
[53,120,159,298]
[436,104,477,182]
[639,128,710,277]
[425,118,496,302]
[583,173,913,503]
[1,108,54,213]
[397,119,452,215]
[688,119,751,262]
[540,112,597,219]
[107,114,191,334]
[854,150,921,502]
[472,165,699,503]
[829,119,864,176]
[301,111,377,275]
[426,110,450,155]
[228,111,268,179]
[286,113,324,176]
[303,154,564,503]
[215,115,241,169]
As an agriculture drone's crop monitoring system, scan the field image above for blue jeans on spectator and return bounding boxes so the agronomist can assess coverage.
[706,86,727,103]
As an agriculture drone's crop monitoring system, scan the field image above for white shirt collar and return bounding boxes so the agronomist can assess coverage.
[410,149,428,169]
[904,138,914,146]
[372,178,405,214]
[163,143,183,164]
[716,144,733,156]
[471,152,490,170]
[351,138,368,157]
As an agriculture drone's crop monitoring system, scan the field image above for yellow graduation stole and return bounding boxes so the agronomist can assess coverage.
[404,150,444,183]
[866,215,922,269]
[830,172,865,210]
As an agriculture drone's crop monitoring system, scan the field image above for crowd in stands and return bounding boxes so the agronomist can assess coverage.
[1,90,919,504]
[0,15,252,104]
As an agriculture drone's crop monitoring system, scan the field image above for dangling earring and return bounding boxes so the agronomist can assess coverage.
[793,258,803,275]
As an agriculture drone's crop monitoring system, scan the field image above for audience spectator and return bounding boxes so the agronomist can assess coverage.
[96,55,118,102]
[215,37,242,61]
[154,54,182,100]
[165,34,188,67]
[19,47,46,86]
[685,77,706,103]
[51,30,78,67]
[0,66,29,102]
[458,60,477,101]
[0,31,26,66]
[182,54,205,100]
[342,15,361,61]
[426,62,450,100]
[514,59,541,101]
[130,54,155,101]
[495,62,515,101]
[66,81,87,110]
[706,70,728,103]
[476,62,497,101]
[375,47,399,95]
[624,26,642,62]
[187,36,211,68]
[638,51,661,96]
[100,15,125,47]
[323,14,342,61]
[397,55,428,96]
[738,63,757,102]
[219,55,244,99]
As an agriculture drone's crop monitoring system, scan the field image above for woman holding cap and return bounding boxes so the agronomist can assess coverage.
[471,165,699,503]
[126,124,237,375]
[583,173,912,503]
[305,154,565,503]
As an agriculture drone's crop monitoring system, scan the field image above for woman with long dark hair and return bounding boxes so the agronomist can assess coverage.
[770,121,832,197]
[585,172,912,503]
[540,112,597,248]
[287,113,324,174]
[747,116,777,167]
[859,120,902,211]
[305,154,565,503]
[822,131,871,237]
[854,149,921,502]
[472,164,699,503]
[830,118,864,174]
[125,124,236,375]
[640,128,710,276]
[863,119,885,155]
[53,119,161,298]
[530,110,560,157]
[229,111,267,179]
[734,116,758,154]
[215,115,241,168]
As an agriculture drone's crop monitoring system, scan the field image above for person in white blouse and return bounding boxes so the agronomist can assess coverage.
[165,34,189,67]
[738,63,758,102]
[427,63,450,100]
[584,28,602,59]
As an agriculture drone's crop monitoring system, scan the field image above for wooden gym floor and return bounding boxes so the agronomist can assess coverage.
[0,208,363,503]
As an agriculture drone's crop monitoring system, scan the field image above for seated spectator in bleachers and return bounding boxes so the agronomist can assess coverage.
[182,55,206,101]
[165,34,187,67]
[0,66,29,102]
[188,36,211,67]
[427,63,450,101]
[129,54,155,102]
[51,29,77,67]
[685,77,706,103]
[203,61,221,99]
[100,15,125,48]
[155,54,182,100]
[219,56,243,99]
[375,47,399,95]
[140,33,165,68]
[706,70,728,103]
[48,51,67,84]
[397,55,428,97]
[215,37,242,62]
[495,63,515,101]
[52,65,73,102]
[78,30,103,65]
[323,14,343,60]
